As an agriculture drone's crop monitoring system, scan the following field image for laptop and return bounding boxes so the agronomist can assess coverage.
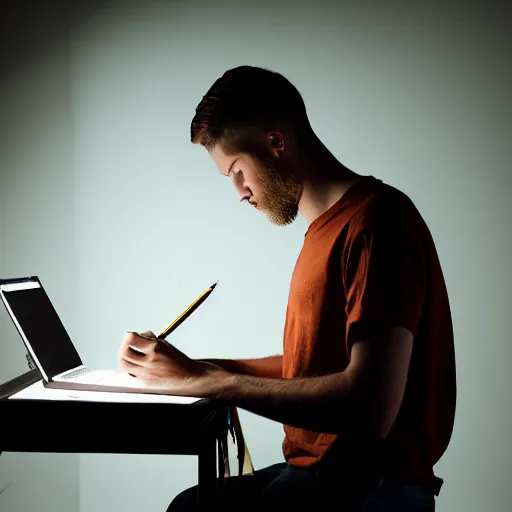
[0,276,191,396]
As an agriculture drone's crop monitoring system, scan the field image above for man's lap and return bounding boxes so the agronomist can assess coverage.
[167,463,292,511]
[167,462,436,511]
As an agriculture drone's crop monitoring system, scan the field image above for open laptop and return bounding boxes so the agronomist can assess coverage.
[0,276,194,397]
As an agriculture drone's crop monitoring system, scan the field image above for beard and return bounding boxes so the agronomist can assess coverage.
[253,165,302,226]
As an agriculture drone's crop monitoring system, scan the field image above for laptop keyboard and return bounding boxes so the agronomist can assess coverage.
[61,367,91,380]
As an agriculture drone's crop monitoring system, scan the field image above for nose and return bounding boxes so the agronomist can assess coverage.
[231,173,251,201]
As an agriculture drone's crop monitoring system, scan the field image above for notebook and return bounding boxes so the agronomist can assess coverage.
[0,276,201,400]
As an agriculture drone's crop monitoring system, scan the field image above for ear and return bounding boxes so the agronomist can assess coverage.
[268,131,285,157]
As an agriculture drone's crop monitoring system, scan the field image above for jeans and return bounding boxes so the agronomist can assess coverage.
[167,462,437,511]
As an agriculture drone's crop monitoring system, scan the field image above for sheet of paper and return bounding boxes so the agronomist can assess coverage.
[8,380,201,404]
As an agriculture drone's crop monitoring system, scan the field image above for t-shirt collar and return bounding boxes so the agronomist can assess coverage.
[304,175,379,237]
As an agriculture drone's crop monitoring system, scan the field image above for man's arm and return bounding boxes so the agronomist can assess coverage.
[199,355,283,379]
[120,326,412,440]
[210,326,413,440]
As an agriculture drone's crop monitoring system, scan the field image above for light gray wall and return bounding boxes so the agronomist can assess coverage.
[0,4,80,511]
[1,1,510,511]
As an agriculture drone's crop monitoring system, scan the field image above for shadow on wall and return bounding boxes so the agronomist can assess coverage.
[0,0,110,81]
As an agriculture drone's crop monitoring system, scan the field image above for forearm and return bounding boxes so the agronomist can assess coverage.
[199,355,283,379]
[212,372,372,437]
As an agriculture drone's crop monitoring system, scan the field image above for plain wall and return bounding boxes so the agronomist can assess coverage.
[1,1,510,511]
[0,3,82,511]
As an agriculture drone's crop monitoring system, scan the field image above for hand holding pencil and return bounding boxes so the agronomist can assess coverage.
[117,281,223,393]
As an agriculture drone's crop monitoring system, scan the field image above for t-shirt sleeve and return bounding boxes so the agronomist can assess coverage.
[343,196,426,352]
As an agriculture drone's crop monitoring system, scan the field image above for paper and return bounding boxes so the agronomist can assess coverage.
[8,380,201,404]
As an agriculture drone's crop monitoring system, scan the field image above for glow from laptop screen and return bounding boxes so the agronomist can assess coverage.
[0,280,82,380]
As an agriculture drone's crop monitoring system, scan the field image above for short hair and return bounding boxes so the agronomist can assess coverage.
[190,65,311,153]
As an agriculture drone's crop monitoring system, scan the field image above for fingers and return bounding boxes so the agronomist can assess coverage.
[119,358,141,375]
[122,348,149,366]
[119,357,165,385]
[139,330,157,340]
[118,332,158,373]
[122,331,157,355]
[119,358,150,383]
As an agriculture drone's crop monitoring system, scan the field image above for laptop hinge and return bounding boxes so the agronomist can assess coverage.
[24,352,53,381]
[25,352,36,370]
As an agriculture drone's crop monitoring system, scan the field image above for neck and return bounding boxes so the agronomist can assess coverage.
[295,140,362,224]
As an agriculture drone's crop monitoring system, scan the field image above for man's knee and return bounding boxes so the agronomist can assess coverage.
[166,484,199,512]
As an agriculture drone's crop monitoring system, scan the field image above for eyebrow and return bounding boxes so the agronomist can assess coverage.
[223,158,239,176]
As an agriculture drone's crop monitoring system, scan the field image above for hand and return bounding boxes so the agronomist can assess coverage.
[117,331,226,397]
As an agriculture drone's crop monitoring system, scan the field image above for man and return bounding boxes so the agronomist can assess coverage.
[118,66,456,511]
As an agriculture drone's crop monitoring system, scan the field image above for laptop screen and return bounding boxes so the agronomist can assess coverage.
[0,278,82,380]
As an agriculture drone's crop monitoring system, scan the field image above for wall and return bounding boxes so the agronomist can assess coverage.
[0,3,81,511]
[1,1,510,510]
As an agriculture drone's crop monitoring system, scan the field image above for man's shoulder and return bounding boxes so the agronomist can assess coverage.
[346,179,424,235]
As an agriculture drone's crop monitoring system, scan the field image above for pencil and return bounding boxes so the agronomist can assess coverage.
[157,281,218,340]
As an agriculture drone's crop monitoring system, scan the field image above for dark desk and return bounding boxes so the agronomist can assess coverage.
[0,369,228,509]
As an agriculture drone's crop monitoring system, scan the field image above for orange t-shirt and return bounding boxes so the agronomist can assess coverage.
[282,175,456,484]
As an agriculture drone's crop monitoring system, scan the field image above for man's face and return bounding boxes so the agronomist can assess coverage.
[211,142,302,226]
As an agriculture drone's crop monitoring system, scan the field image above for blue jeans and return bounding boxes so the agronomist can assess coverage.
[168,462,438,511]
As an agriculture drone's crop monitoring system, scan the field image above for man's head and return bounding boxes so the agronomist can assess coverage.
[190,66,313,225]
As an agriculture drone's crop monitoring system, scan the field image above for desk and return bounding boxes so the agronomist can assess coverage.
[0,369,228,509]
